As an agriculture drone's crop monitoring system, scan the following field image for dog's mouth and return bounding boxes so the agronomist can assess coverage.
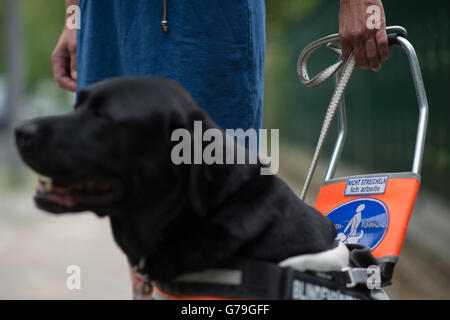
[34,175,123,214]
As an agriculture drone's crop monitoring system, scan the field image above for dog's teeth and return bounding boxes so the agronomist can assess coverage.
[36,175,53,193]
[38,175,52,184]
[44,180,53,192]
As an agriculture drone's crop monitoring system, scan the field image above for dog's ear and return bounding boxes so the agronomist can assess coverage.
[186,115,261,217]
[161,81,262,217]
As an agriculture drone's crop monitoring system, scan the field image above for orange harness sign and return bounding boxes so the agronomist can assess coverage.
[315,173,420,261]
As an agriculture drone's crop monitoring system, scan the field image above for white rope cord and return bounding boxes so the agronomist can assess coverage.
[299,53,355,200]
[297,34,355,201]
[297,36,344,88]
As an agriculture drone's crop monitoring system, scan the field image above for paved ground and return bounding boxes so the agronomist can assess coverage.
[1,145,449,299]
[0,191,131,299]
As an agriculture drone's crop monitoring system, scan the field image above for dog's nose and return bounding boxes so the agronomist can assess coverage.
[15,121,39,149]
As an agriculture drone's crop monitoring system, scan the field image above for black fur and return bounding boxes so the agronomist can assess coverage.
[15,77,336,281]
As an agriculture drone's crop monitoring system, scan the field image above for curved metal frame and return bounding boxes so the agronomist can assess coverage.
[324,35,429,181]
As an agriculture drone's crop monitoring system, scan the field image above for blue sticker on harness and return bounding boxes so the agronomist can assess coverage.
[326,198,389,250]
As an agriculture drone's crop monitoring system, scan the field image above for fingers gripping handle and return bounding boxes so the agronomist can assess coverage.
[297,26,407,88]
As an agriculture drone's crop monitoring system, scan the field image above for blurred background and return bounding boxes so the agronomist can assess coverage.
[0,0,449,299]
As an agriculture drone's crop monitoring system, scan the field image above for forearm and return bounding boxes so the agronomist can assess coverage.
[65,0,79,20]
[64,0,80,29]
[340,0,384,5]
[52,0,78,91]
[65,0,79,17]
[65,0,78,7]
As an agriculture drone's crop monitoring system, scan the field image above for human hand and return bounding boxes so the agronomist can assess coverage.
[51,28,77,92]
[339,0,389,71]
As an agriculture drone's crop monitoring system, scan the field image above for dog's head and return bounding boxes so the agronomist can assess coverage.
[15,77,339,280]
[15,77,261,259]
[17,78,180,213]
[16,76,238,211]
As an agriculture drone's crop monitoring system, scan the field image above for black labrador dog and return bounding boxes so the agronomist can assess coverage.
[15,77,336,282]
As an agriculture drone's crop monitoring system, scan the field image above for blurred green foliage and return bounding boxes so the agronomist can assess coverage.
[0,0,64,90]
[22,0,65,89]
[0,0,448,197]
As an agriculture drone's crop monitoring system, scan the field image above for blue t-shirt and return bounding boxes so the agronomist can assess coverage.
[77,0,265,131]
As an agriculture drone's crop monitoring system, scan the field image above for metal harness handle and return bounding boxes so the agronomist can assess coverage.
[297,26,410,200]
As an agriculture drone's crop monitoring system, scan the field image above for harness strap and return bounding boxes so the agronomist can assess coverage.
[155,260,289,300]
[152,259,379,300]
